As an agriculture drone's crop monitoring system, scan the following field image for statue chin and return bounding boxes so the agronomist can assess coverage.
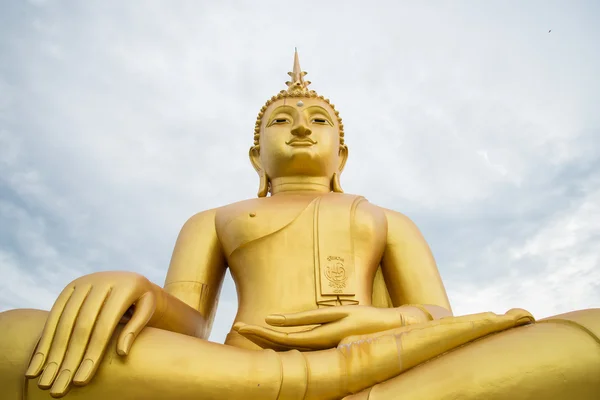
[1,50,598,400]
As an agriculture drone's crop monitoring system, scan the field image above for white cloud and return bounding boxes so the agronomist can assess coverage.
[450,182,600,318]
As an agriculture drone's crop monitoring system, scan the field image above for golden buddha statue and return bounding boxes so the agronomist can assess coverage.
[0,51,599,400]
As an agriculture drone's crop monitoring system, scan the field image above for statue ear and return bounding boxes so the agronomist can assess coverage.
[338,145,348,172]
[249,146,262,173]
[332,145,348,193]
[249,146,269,197]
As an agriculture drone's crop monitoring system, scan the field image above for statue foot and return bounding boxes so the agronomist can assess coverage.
[343,308,600,400]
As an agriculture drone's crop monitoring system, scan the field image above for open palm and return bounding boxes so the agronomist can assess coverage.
[235,305,424,351]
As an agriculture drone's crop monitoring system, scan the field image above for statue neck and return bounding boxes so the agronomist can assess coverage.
[270,176,331,195]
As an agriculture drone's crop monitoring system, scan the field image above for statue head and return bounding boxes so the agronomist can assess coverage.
[249,50,348,197]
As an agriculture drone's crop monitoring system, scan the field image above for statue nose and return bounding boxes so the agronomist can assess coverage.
[291,124,312,137]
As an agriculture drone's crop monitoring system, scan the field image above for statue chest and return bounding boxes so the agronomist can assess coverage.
[215,196,318,258]
[216,194,387,306]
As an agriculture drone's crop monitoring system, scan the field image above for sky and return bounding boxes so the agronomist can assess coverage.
[1,0,599,344]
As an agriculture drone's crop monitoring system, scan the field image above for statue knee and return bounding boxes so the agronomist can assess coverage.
[0,308,48,338]
[0,308,47,355]
[540,308,600,340]
[0,308,47,397]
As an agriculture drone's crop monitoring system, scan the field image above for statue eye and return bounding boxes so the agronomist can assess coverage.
[312,118,329,125]
[271,118,290,125]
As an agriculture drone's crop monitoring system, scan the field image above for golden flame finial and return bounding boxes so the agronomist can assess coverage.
[285,48,312,95]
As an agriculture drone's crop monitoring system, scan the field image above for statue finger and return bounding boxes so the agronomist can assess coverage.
[238,330,316,351]
[37,284,93,389]
[505,308,535,324]
[237,332,293,351]
[237,325,292,346]
[266,308,348,327]
[49,286,112,397]
[26,285,75,378]
[238,325,329,350]
[282,323,348,349]
[116,291,156,356]
[72,290,136,386]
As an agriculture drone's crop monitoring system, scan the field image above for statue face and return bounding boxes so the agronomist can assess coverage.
[254,98,345,180]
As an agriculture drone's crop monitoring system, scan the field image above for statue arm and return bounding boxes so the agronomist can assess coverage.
[155,208,227,340]
[380,208,452,318]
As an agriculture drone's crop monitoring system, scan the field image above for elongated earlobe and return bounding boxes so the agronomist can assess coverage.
[257,171,270,197]
[249,145,269,197]
[332,172,344,193]
[333,145,348,193]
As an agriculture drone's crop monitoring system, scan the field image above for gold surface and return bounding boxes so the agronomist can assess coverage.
[0,50,598,399]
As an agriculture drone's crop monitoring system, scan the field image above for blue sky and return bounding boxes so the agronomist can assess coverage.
[1,0,599,343]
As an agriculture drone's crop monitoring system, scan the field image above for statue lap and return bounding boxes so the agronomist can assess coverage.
[2,308,599,400]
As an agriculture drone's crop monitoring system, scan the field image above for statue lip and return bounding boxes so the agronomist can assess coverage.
[286,138,317,147]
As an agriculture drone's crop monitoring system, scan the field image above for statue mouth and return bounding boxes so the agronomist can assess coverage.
[286,138,317,147]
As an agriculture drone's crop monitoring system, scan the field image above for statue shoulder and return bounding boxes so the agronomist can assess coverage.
[348,199,425,240]
[178,207,221,236]
[378,207,426,242]
[331,193,388,236]
[352,196,387,224]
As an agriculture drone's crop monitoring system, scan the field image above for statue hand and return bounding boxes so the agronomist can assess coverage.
[25,271,158,397]
[235,305,426,351]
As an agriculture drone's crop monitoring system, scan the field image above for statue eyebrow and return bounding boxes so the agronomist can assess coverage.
[305,106,333,121]
[270,105,296,115]
[266,105,297,123]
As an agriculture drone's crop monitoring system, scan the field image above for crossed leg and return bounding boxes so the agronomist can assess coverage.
[4,308,596,400]
[0,309,287,400]
[344,309,600,400]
